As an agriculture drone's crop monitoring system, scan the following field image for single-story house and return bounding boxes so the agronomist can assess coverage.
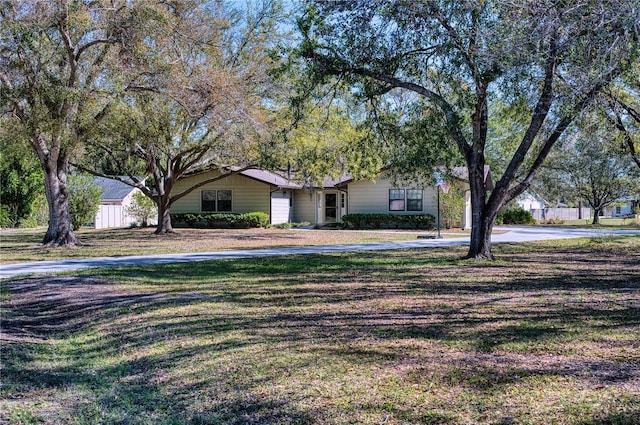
[516,192,546,211]
[94,177,147,229]
[171,166,493,229]
[606,197,639,218]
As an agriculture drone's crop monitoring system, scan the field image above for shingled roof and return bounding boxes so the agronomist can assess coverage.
[239,169,303,189]
[94,177,139,201]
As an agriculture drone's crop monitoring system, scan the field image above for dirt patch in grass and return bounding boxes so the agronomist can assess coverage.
[1,237,639,424]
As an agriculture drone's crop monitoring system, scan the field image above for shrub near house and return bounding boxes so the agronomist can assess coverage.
[69,175,103,230]
[497,207,536,225]
[342,213,435,229]
[125,192,158,227]
[172,212,269,228]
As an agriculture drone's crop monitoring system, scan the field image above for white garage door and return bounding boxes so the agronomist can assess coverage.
[271,194,292,225]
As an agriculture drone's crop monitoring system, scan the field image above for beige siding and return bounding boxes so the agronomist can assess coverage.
[293,190,317,223]
[172,171,270,215]
[347,176,438,216]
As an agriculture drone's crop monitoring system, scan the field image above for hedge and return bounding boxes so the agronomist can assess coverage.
[172,212,269,228]
[496,207,535,225]
[342,213,435,229]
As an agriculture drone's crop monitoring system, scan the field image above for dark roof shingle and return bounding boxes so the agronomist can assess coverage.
[94,177,138,201]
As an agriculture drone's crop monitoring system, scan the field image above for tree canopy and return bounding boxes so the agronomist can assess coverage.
[297,0,640,258]
[1,0,171,245]
[81,0,288,234]
[2,0,289,238]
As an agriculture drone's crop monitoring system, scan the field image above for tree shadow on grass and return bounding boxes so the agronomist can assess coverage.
[1,243,639,424]
[1,276,321,424]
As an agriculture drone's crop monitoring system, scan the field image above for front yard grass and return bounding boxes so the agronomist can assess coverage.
[0,227,445,265]
[1,236,639,424]
[545,218,640,229]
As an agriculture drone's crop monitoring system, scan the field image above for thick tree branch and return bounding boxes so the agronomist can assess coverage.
[495,31,559,199]
[303,51,470,156]
[612,109,640,168]
[169,165,256,204]
[506,68,624,202]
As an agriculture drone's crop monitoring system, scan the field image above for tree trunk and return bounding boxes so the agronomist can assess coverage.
[42,167,79,247]
[468,214,494,260]
[467,206,496,259]
[592,208,601,225]
[578,201,583,220]
[465,161,496,260]
[154,194,174,234]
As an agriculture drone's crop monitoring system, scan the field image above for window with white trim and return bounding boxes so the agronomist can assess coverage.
[389,189,423,212]
[406,189,423,211]
[389,189,405,211]
[201,190,232,212]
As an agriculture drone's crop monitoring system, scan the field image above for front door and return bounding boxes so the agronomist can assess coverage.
[325,193,337,223]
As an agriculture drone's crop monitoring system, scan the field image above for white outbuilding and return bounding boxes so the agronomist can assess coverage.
[93,177,143,229]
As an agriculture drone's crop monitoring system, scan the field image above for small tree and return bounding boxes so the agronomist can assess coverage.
[0,121,43,227]
[68,175,103,231]
[125,192,157,228]
[438,184,466,229]
[547,119,639,225]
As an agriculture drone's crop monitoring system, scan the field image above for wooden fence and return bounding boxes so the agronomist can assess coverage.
[531,208,592,221]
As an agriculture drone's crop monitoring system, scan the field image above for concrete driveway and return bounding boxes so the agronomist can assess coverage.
[2,226,639,279]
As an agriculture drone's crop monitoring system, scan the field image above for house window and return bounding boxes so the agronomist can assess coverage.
[202,190,217,211]
[389,189,423,212]
[201,190,232,212]
[217,190,232,211]
[407,189,423,211]
[389,189,405,211]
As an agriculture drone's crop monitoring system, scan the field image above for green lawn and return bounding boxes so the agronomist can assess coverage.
[544,217,640,228]
[1,236,639,424]
[0,227,452,264]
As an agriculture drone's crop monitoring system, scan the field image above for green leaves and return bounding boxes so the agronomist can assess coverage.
[0,128,43,227]
[68,174,104,231]
[171,212,270,228]
[342,213,436,229]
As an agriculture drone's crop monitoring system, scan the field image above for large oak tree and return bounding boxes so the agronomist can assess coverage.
[0,0,165,245]
[83,0,286,234]
[298,0,639,258]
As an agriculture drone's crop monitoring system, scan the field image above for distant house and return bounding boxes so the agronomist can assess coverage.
[516,191,593,221]
[516,192,546,211]
[93,177,147,229]
[607,197,639,218]
[171,166,494,229]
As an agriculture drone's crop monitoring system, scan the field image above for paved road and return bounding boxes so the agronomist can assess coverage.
[2,226,639,279]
